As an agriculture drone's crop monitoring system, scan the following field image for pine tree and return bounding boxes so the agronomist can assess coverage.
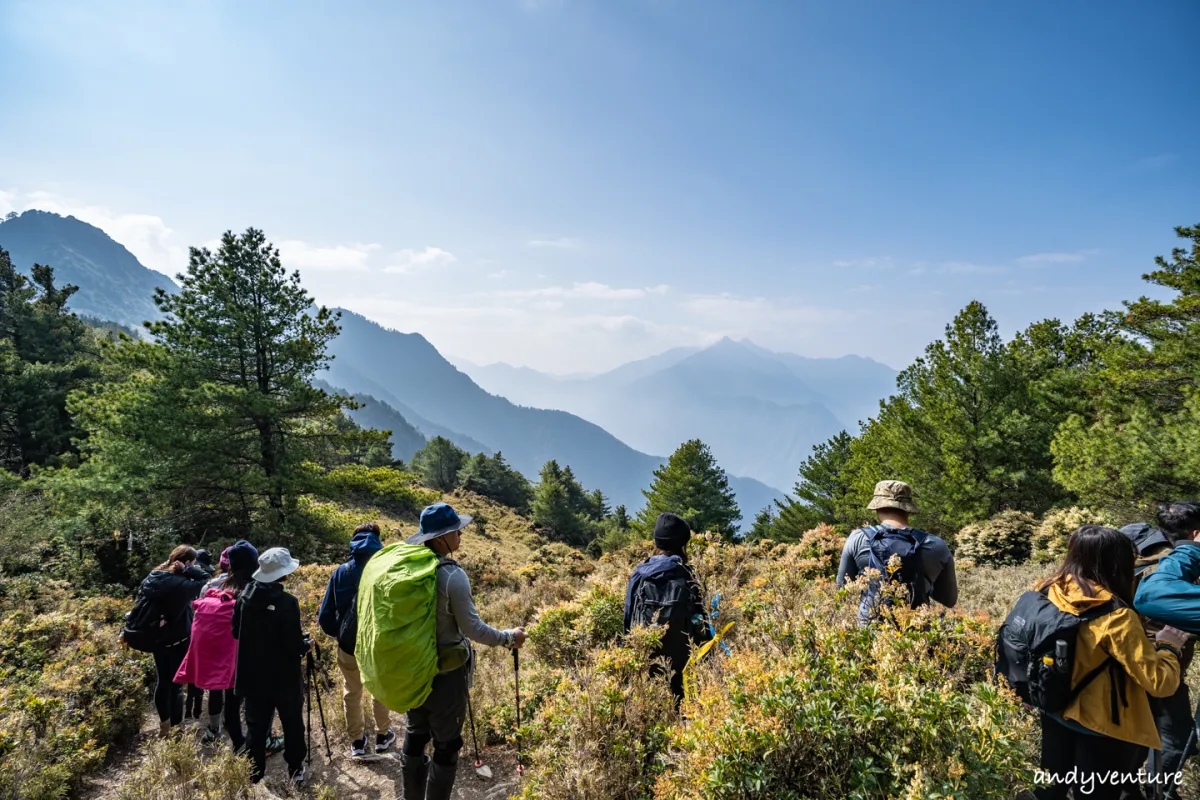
[69,228,381,539]
[747,506,775,541]
[457,450,532,510]
[0,250,97,474]
[412,436,468,492]
[531,460,586,545]
[1052,224,1200,506]
[637,439,740,540]
[774,431,854,540]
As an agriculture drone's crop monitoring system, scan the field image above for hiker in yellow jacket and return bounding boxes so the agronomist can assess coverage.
[1035,525,1187,800]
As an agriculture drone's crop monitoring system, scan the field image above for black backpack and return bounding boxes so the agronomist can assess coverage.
[121,591,168,653]
[629,558,695,645]
[862,525,929,616]
[337,594,359,656]
[996,588,1126,723]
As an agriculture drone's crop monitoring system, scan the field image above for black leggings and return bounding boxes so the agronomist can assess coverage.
[152,641,189,725]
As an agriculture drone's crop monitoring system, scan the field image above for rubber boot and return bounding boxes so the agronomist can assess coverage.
[426,757,458,800]
[401,754,430,800]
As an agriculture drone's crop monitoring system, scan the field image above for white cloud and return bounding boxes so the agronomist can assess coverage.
[527,237,580,249]
[832,256,892,269]
[277,240,380,272]
[1,189,186,277]
[498,282,668,301]
[383,246,457,274]
[1016,249,1097,265]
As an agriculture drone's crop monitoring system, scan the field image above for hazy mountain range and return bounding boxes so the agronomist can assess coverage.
[458,340,897,491]
[0,209,801,520]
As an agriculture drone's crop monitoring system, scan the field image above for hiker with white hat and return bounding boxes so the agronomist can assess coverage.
[836,480,958,624]
[232,547,309,785]
[399,503,528,800]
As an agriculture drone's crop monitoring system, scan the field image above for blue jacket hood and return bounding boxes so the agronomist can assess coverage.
[636,553,687,580]
[349,531,383,562]
[318,532,383,639]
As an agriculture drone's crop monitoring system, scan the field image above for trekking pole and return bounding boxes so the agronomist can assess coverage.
[305,642,313,768]
[513,648,524,776]
[308,641,333,761]
[466,689,493,778]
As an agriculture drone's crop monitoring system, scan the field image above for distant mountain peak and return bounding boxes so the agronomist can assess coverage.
[0,209,178,328]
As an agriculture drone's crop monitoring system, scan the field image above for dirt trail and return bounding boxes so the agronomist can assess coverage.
[81,710,523,800]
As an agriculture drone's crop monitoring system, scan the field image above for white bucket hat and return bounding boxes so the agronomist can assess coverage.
[253,547,301,582]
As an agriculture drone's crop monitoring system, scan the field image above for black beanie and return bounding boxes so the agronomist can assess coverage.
[653,512,692,551]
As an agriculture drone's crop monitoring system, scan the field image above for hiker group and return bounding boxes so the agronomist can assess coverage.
[121,503,527,797]
[121,479,1200,799]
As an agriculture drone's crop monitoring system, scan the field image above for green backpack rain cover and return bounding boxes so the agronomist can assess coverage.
[356,543,441,713]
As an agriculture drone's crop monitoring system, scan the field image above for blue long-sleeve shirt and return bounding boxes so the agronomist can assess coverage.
[1135,542,1200,634]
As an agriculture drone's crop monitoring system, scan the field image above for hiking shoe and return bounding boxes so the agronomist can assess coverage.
[266,735,285,756]
[200,725,220,745]
[375,728,397,754]
[288,765,306,785]
[350,737,369,759]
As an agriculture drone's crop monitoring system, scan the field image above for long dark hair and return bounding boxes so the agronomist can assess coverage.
[223,569,253,596]
[1039,525,1136,606]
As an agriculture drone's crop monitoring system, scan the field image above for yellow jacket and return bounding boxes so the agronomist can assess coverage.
[1046,577,1181,749]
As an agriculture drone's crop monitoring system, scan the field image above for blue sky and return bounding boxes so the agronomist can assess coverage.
[1,0,1197,372]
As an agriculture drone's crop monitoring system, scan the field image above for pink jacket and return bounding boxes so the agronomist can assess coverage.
[174,589,239,690]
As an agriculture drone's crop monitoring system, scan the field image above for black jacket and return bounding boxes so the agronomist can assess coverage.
[138,567,208,647]
[231,580,307,698]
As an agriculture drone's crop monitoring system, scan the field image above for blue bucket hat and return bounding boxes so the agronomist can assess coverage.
[406,503,473,545]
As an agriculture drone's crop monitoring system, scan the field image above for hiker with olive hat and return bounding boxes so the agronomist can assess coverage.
[836,480,957,624]
[400,503,527,800]
[623,512,712,704]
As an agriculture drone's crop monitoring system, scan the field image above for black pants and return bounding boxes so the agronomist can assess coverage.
[186,684,204,718]
[152,642,189,725]
[208,688,246,749]
[1037,715,1148,800]
[244,686,305,782]
[403,665,467,766]
[1148,682,1195,800]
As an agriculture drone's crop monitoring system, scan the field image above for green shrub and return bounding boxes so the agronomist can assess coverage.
[0,580,150,800]
[517,627,676,800]
[1031,506,1114,564]
[313,463,438,514]
[956,510,1037,566]
[529,585,625,669]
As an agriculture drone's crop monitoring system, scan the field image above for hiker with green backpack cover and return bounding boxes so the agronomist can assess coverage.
[356,503,527,800]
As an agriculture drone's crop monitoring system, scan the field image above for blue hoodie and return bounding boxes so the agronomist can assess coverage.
[1134,541,1200,634]
[318,531,383,640]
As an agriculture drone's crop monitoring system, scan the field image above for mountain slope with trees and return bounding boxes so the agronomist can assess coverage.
[0,210,177,328]
[323,309,782,516]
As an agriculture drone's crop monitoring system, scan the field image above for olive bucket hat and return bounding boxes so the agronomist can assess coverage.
[866,480,920,514]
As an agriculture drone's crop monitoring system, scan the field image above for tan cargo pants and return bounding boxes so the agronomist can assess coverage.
[337,648,391,741]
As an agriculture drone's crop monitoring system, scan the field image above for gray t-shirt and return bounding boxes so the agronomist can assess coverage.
[435,557,516,649]
[836,525,958,609]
